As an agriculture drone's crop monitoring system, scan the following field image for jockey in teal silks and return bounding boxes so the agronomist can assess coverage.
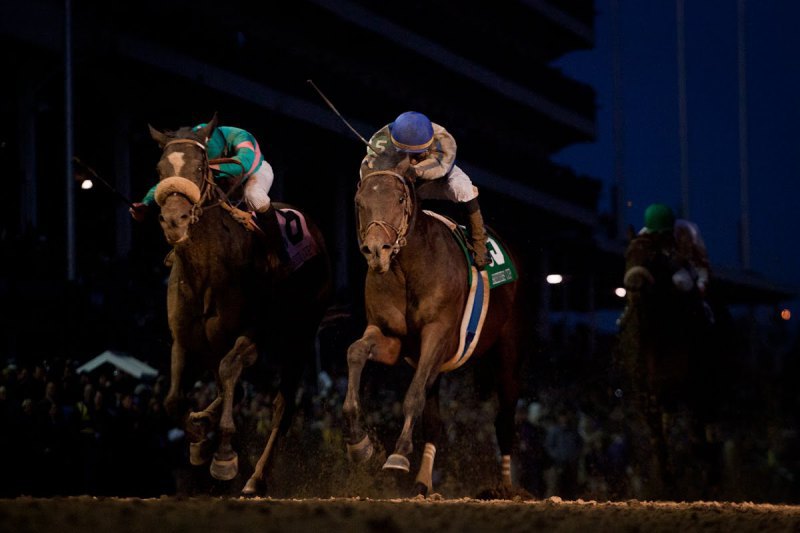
[131,123,283,256]
[134,124,274,214]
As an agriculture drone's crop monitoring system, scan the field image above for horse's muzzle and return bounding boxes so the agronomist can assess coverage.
[361,238,393,274]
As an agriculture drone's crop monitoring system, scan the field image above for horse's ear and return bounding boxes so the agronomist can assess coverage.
[149,124,170,148]
[195,113,219,143]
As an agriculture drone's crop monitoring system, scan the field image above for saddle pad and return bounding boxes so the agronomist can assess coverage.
[403,266,490,374]
[422,210,518,289]
[276,208,320,271]
[439,267,490,373]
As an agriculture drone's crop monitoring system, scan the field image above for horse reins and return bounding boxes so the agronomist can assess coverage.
[357,170,414,258]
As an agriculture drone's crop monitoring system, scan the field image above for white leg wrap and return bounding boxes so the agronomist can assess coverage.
[501,454,512,486]
[415,442,437,491]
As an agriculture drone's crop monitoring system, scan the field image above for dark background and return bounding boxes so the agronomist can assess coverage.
[0,0,797,502]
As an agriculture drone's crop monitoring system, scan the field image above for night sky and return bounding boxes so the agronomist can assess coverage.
[553,1,800,298]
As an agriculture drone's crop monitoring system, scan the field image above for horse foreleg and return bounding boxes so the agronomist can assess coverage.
[242,392,286,496]
[186,396,222,466]
[344,325,401,463]
[210,335,258,481]
[164,341,187,418]
[164,340,214,466]
[385,328,446,473]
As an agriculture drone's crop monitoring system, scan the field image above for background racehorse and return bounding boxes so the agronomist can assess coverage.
[617,229,721,499]
[344,148,527,496]
[149,115,331,495]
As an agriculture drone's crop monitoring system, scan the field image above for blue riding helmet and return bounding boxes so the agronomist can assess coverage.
[390,111,434,153]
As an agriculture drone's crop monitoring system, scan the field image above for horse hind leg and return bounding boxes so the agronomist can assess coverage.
[413,377,444,496]
[242,392,286,496]
[241,341,306,496]
[414,443,437,496]
[494,333,523,488]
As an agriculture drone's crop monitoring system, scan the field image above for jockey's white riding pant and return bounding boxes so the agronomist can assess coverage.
[244,160,274,213]
[416,164,479,204]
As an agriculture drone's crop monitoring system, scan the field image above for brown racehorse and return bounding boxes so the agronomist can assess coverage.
[149,115,331,495]
[344,149,525,496]
[618,229,718,499]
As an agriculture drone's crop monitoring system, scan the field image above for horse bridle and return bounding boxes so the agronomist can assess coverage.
[357,170,414,258]
[160,138,247,225]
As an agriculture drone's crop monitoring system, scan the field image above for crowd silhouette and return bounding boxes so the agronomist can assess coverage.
[1,330,798,503]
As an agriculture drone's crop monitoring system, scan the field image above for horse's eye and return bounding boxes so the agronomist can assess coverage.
[399,195,405,204]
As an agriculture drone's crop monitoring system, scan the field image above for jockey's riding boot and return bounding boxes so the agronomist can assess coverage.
[464,198,490,270]
[255,205,288,265]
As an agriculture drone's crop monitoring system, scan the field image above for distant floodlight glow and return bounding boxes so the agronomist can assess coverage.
[781,309,791,321]
[546,274,563,285]
[81,179,93,190]
[615,287,626,298]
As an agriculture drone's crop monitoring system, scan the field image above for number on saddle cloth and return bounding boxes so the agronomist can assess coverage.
[422,209,518,289]
[275,208,320,271]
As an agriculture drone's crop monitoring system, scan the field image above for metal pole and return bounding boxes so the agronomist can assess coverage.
[611,0,626,237]
[737,0,751,270]
[65,0,76,281]
[676,0,690,220]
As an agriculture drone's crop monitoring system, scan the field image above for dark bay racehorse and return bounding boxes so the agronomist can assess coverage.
[344,151,526,496]
[617,230,718,499]
[149,115,331,495]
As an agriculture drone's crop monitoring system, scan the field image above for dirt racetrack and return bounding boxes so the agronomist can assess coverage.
[2,496,799,533]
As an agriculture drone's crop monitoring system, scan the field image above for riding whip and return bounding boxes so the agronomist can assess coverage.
[306,79,380,153]
[72,156,136,208]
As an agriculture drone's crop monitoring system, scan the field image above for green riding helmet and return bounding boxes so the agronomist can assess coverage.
[643,203,676,233]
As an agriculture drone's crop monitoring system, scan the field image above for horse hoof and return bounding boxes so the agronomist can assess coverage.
[346,435,374,463]
[210,453,238,481]
[382,454,410,472]
[189,439,212,466]
[241,476,261,497]
[413,482,429,497]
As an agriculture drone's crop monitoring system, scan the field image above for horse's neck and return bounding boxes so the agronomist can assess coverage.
[396,210,459,276]
[179,208,250,268]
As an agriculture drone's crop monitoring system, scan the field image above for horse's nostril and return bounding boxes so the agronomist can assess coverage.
[381,244,392,251]
[361,245,371,255]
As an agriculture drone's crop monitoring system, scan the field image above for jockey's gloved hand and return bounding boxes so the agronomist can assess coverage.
[129,202,149,222]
